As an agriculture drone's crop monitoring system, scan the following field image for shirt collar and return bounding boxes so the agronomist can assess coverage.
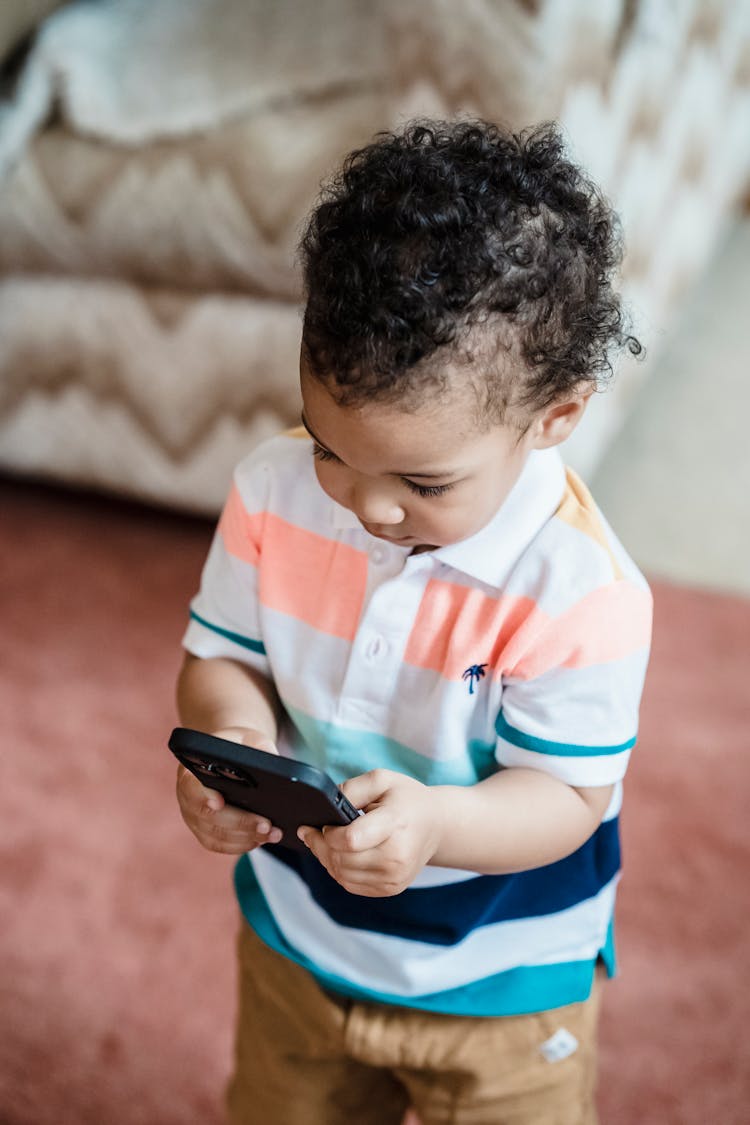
[432,448,566,587]
[330,447,566,588]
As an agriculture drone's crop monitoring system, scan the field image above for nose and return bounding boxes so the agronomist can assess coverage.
[350,480,405,527]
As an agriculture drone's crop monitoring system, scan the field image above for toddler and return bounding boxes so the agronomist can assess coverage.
[176,119,652,1125]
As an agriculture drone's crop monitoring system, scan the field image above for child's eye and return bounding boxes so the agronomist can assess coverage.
[311,441,339,463]
[403,479,455,498]
[311,439,453,498]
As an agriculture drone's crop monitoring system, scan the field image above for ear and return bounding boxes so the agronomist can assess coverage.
[529,386,594,450]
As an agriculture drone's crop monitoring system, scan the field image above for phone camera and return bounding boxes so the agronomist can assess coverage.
[183,754,215,776]
[217,764,249,782]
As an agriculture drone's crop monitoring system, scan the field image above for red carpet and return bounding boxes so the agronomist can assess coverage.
[1,477,749,1124]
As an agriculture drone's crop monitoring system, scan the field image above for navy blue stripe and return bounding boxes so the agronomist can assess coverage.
[265,816,620,946]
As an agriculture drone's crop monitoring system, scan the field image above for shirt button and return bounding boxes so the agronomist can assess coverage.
[371,546,387,564]
[365,635,386,660]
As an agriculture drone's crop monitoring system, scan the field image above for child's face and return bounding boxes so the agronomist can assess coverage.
[300,361,557,552]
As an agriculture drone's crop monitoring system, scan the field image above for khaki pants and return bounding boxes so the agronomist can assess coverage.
[227,919,602,1125]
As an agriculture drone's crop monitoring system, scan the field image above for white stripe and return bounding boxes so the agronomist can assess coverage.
[181,618,267,672]
[270,625,503,777]
[496,740,632,786]
[184,530,266,666]
[263,610,351,720]
[391,664,502,767]
[251,848,617,997]
[237,437,342,539]
[501,518,618,615]
[603,780,623,820]
[409,864,481,888]
[501,649,650,748]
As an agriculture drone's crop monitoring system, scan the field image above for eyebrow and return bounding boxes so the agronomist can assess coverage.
[300,413,460,480]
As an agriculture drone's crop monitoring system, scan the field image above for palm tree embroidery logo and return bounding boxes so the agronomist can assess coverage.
[462,663,488,694]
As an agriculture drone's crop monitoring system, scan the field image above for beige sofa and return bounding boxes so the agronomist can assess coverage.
[1,0,748,513]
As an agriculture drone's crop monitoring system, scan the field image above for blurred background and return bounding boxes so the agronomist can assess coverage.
[1,2,748,1124]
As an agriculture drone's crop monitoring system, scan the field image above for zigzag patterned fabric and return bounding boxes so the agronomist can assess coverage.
[1,0,748,507]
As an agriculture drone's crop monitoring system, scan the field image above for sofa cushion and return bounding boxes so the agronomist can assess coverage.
[0,88,388,296]
[0,274,303,512]
[0,0,65,63]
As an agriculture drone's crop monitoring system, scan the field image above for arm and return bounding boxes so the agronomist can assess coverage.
[175,652,286,852]
[431,768,613,873]
[177,652,281,742]
[298,767,613,897]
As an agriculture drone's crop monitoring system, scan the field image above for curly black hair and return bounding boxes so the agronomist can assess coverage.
[299,119,641,423]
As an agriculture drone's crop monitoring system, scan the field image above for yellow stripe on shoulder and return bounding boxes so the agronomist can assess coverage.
[556,468,623,580]
[285,426,310,440]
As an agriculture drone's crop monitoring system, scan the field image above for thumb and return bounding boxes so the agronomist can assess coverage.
[340,769,393,812]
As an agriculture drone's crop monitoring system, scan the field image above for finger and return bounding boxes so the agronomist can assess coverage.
[192,832,257,855]
[297,822,360,860]
[197,801,286,848]
[203,815,283,848]
[339,769,393,811]
[294,835,406,897]
[303,806,395,854]
[296,827,369,890]
[193,810,284,850]
[177,765,225,813]
[297,826,326,860]
[178,767,283,840]
[199,810,281,846]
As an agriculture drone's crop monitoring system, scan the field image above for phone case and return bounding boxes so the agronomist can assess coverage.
[168,727,360,851]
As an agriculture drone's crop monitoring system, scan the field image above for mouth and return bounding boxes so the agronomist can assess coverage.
[363,526,438,554]
[361,525,411,544]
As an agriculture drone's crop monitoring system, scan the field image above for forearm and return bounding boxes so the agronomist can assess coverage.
[176,652,281,739]
[430,768,614,874]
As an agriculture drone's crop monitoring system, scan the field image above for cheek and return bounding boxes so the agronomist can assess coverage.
[420,483,506,539]
[313,462,346,505]
[409,495,474,539]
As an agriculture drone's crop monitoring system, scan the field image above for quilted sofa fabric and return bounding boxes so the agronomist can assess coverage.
[0,0,748,512]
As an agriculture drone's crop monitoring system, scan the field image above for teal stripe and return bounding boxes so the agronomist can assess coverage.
[234,856,601,1017]
[285,704,498,787]
[601,915,617,978]
[495,711,636,758]
[189,609,266,655]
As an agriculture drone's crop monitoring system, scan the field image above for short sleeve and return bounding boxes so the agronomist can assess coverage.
[495,579,653,787]
[182,457,271,678]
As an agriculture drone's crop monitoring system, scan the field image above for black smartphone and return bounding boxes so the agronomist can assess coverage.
[168,727,361,851]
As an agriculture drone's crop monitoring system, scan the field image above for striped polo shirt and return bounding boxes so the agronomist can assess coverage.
[183,430,652,1017]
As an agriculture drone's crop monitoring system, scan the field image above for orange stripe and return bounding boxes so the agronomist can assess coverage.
[219,491,367,639]
[405,577,652,683]
[509,582,653,680]
[556,469,623,580]
[258,514,368,641]
[218,483,264,566]
[404,579,544,680]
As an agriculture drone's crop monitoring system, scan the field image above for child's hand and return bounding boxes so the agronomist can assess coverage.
[297,769,442,897]
[175,726,283,854]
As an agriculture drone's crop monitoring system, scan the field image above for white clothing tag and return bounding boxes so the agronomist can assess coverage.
[539,1027,579,1063]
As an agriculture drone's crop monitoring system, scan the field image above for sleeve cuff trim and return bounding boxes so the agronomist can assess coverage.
[495,710,636,757]
[189,609,266,655]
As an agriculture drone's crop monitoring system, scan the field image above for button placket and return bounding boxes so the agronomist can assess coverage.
[338,561,431,717]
